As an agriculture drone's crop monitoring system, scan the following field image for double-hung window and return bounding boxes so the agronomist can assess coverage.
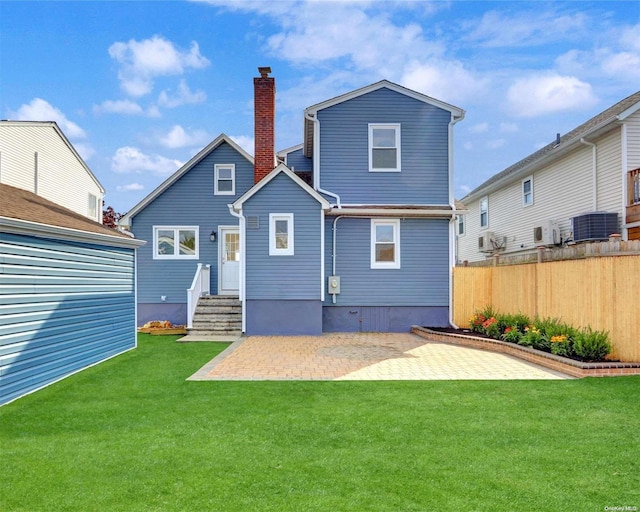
[214,164,235,195]
[480,197,488,228]
[371,219,400,269]
[369,124,401,172]
[153,226,199,259]
[458,215,465,236]
[269,213,294,256]
[522,176,533,206]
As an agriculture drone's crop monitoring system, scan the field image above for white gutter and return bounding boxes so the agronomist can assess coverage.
[620,123,629,240]
[580,138,598,211]
[448,112,465,329]
[304,110,342,208]
[227,204,246,333]
[328,207,456,217]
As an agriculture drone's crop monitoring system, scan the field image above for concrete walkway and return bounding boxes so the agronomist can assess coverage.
[188,332,572,381]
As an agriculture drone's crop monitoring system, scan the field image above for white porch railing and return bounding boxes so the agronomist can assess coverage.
[187,263,211,328]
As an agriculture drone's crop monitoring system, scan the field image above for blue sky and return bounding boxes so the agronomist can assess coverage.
[1,1,639,214]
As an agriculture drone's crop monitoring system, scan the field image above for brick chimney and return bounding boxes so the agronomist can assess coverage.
[254,66,276,183]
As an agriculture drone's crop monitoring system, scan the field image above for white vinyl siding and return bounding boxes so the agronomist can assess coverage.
[269,213,294,256]
[369,124,401,172]
[627,110,640,170]
[153,226,199,259]
[0,123,103,219]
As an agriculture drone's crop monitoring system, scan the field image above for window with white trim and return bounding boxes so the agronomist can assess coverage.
[371,219,400,269]
[369,124,401,172]
[153,226,199,259]
[480,197,488,228]
[269,214,294,256]
[88,193,98,220]
[458,215,465,236]
[214,164,235,195]
[522,176,533,206]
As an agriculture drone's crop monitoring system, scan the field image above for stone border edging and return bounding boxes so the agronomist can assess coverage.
[411,326,640,378]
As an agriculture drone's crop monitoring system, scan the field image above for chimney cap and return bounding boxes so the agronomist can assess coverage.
[258,66,272,78]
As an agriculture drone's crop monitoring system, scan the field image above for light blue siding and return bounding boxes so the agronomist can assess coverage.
[324,217,450,306]
[284,148,312,172]
[131,142,253,324]
[0,233,136,406]
[318,87,451,204]
[243,173,324,300]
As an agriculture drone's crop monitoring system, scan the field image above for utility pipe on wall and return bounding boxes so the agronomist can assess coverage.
[580,138,598,211]
[304,110,342,208]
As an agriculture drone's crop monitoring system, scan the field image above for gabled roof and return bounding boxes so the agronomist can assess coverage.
[0,183,143,248]
[231,164,331,211]
[0,120,105,194]
[461,90,640,203]
[303,80,465,157]
[120,133,253,226]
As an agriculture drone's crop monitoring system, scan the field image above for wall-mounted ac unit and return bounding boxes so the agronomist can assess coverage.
[572,212,618,242]
[533,220,560,246]
[478,231,494,252]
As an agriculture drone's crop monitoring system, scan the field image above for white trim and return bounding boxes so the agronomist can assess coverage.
[320,210,325,302]
[621,123,629,240]
[369,123,401,172]
[217,225,240,294]
[328,207,456,218]
[370,218,400,269]
[214,164,236,195]
[522,175,534,207]
[269,213,294,256]
[153,225,199,260]
[457,214,465,236]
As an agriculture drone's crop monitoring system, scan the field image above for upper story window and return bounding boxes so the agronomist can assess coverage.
[371,219,400,269]
[269,213,294,256]
[153,226,199,259]
[457,215,465,236]
[369,124,401,172]
[88,193,98,220]
[480,197,488,228]
[214,164,235,195]
[522,176,533,206]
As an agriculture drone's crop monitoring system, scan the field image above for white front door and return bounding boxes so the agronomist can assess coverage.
[219,227,240,294]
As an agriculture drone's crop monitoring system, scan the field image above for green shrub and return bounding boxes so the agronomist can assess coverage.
[573,328,612,361]
[501,326,522,344]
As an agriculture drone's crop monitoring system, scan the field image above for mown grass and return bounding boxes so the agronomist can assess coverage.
[1,334,639,511]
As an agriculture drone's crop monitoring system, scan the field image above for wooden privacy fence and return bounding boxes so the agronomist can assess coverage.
[453,255,640,362]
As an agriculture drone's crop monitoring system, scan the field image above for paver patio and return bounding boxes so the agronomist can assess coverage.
[188,332,572,381]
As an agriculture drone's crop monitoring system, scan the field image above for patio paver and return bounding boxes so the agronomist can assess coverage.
[188,332,572,381]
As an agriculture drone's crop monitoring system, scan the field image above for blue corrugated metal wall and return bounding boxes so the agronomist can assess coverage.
[243,173,323,300]
[0,233,136,405]
[132,142,253,323]
[317,87,451,204]
[324,217,450,306]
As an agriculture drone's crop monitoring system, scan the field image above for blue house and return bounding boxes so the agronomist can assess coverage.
[121,68,465,335]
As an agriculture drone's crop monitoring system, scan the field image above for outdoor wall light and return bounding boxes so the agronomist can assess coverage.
[210,230,217,242]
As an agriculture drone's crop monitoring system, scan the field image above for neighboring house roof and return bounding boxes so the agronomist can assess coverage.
[231,164,331,211]
[120,133,253,226]
[0,183,143,248]
[303,80,465,157]
[461,90,640,203]
[0,120,105,194]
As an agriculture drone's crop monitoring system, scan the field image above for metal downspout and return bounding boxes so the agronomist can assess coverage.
[228,204,246,333]
[304,110,342,208]
[581,138,597,211]
[448,113,465,329]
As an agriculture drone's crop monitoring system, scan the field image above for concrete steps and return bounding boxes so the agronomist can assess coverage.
[188,295,242,337]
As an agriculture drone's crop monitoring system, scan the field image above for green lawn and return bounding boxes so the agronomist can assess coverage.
[1,334,639,511]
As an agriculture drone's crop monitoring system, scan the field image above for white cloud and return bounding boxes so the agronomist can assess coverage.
[72,142,96,162]
[463,141,473,151]
[111,146,182,175]
[116,183,144,192]
[108,35,210,97]
[229,135,254,156]
[507,74,597,117]
[499,122,518,133]
[160,125,210,149]
[470,122,489,134]
[487,139,506,149]
[9,98,87,139]
[458,184,472,195]
[158,79,207,108]
[93,99,144,115]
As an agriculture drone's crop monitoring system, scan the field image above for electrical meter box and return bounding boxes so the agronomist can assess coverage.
[328,276,341,294]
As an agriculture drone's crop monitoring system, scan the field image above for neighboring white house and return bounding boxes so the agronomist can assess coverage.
[0,121,104,222]
[457,90,640,263]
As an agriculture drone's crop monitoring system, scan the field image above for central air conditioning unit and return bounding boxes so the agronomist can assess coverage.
[572,212,618,243]
[533,220,560,246]
[478,231,494,252]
